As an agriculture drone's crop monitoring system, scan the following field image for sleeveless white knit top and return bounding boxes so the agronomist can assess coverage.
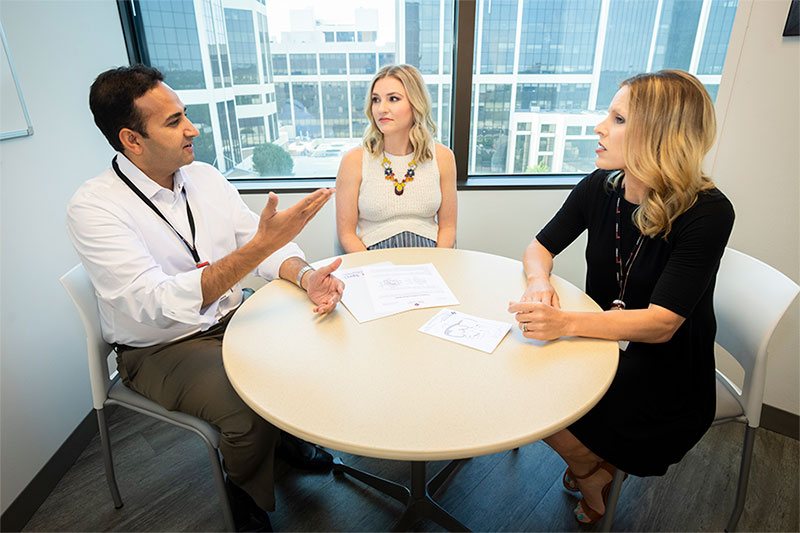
[357,148,441,248]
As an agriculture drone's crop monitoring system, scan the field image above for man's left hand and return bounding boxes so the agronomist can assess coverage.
[305,257,344,313]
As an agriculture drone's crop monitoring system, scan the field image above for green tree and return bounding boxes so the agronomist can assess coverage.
[526,161,551,173]
[253,143,294,177]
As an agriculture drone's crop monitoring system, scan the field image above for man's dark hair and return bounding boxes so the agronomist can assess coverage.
[89,65,164,152]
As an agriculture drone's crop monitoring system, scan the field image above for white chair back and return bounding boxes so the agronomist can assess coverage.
[713,248,799,427]
[60,264,115,410]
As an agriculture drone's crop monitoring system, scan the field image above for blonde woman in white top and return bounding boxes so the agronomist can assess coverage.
[336,64,457,252]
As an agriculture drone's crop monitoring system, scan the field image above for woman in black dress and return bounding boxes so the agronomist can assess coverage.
[508,70,735,524]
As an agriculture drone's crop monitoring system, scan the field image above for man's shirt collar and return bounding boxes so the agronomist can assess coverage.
[115,153,187,199]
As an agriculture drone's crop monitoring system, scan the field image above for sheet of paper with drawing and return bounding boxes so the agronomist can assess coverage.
[333,262,395,323]
[419,309,512,354]
[364,263,459,314]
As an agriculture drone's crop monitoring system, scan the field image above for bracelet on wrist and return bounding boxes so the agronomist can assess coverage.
[296,265,314,289]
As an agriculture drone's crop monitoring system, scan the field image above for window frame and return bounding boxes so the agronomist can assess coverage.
[115,0,578,190]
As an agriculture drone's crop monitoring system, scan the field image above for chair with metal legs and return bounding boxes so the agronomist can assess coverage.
[601,247,800,532]
[60,264,236,532]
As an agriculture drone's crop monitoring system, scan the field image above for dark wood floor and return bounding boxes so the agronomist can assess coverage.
[23,407,799,532]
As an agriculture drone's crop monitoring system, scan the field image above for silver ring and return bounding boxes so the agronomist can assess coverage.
[522,323,527,332]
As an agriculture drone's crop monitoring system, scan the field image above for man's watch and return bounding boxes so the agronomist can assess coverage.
[295,265,315,289]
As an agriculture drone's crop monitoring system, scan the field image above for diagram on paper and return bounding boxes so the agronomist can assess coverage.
[419,309,511,354]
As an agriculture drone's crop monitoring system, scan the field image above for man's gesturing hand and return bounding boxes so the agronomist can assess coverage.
[254,189,334,253]
[305,257,345,313]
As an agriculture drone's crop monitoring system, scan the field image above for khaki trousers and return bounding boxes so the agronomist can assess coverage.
[115,311,279,512]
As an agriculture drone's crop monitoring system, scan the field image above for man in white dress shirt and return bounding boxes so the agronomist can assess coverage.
[67,65,343,531]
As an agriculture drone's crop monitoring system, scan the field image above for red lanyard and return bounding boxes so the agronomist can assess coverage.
[612,185,644,310]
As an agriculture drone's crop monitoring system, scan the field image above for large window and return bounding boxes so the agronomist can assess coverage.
[468,0,739,176]
[121,0,737,181]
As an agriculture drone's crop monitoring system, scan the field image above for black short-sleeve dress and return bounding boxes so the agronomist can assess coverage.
[536,169,735,477]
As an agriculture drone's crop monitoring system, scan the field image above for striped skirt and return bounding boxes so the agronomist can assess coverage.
[367,231,436,250]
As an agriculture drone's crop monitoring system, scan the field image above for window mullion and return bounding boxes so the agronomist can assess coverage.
[451,0,476,184]
[116,0,148,66]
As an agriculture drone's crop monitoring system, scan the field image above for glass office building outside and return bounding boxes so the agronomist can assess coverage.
[269,1,455,176]
[269,5,395,162]
[472,0,738,174]
[135,0,279,175]
[403,0,454,145]
[131,0,737,179]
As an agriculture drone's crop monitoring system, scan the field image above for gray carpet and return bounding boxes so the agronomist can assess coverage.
[23,407,799,532]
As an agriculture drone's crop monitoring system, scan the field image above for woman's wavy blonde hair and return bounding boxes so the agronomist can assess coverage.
[362,64,436,163]
[613,69,717,238]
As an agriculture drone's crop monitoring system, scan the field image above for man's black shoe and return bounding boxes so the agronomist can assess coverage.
[276,431,333,471]
[225,478,273,532]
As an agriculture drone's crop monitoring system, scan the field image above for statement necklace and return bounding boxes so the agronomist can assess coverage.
[382,153,417,196]
[612,184,645,310]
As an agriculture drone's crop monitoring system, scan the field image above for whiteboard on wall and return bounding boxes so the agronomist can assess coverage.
[1,20,34,141]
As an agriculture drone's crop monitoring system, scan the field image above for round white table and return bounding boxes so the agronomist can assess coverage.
[223,248,618,530]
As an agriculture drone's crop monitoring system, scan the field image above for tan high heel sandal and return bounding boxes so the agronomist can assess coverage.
[563,461,604,493]
[572,462,627,524]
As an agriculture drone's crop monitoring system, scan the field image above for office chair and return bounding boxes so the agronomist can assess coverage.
[60,264,236,532]
[601,247,800,532]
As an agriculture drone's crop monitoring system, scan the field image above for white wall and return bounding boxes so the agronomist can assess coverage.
[709,0,800,415]
[0,0,129,514]
[241,189,586,284]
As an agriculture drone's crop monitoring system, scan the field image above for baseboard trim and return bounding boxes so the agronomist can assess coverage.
[0,409,99,532]
[761,404,799,440]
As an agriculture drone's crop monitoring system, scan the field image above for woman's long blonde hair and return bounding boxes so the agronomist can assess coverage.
[615,69,717,238]
[362,64,436,163]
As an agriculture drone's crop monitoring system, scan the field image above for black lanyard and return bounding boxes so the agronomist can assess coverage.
[112,156,207,268]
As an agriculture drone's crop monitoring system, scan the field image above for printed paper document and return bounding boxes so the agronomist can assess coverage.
[419,309,511,354]
[335,262,459,323]
[364,263,458,314]
[333,262,394,323]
